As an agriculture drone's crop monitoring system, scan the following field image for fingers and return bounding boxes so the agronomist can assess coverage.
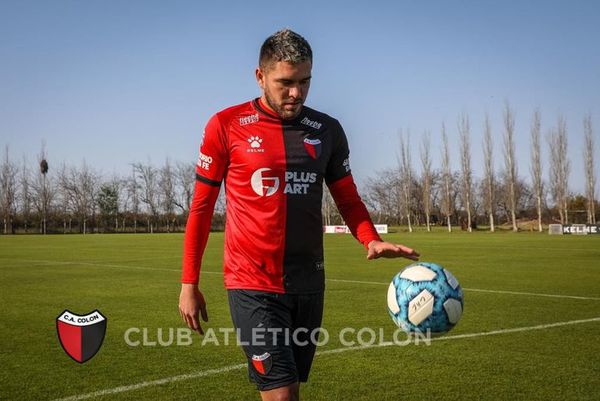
[179,290,207,335]
[181,308,203,335]
[367,242,420,261]
[190,313,204,335]
[199,302,209,323]
[397,245,419,260]
[178,304,203,335]
[366,247,377,260]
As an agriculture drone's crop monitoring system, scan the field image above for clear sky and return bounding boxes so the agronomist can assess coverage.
[1,0,598,192]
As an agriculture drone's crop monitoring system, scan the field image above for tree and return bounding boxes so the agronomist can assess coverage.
[97,180,120,231]
[123,165,141,232]
[482,113,495,232]
[399,132,413,232]
[133,162,159,233]
[57,164,72,233]
[441,123,453,232]
[20,157,32,233]
[503,102,518,231]
[175,161,196,216]
[548,116,570,224]
[420,132,433,232]
[364,168,402,225]
[0,146,18,234]
[458,113,473,232]
[159,159,177,232]
[59,162,100,234]
[583,114,596,224]
[530,109,544,232]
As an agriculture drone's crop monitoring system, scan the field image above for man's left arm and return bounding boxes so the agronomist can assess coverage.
[327,174,419,261]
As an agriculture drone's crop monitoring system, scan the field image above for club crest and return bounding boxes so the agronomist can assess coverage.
[251,352,273,375]
[303,138,322,159]
[56,309,107,363]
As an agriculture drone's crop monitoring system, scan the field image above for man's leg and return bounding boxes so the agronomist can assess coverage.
[292,292,324,383]
[228,290,300,396]
[260,382,299,401]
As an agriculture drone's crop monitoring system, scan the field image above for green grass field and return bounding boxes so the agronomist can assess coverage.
[1,231,599,401]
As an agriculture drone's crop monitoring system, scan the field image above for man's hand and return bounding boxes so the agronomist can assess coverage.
[179,283,209,335]
[367,240,420,261]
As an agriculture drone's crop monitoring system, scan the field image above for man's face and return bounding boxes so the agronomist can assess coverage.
[256,60,312,120]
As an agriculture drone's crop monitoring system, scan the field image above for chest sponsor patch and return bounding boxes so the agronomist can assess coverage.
[303,138,322,159]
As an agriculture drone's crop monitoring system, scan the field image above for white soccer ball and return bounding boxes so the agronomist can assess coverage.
[387,262,464,335]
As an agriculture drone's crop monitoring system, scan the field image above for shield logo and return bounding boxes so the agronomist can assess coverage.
[303,138,322,160]
[56,309,107,363]
[251,352,273,375]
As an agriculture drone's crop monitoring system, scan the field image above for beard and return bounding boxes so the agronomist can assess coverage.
[264,89,303,120]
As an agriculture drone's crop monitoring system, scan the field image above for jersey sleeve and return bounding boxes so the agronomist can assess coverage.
[181,181,221,284]
[181,114,228,285]
[195,113,228,186]
[325,120,352,184]
[327,174,382,249]
[325,121,381,248]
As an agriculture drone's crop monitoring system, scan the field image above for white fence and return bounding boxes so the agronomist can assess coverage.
[324,224,388,234]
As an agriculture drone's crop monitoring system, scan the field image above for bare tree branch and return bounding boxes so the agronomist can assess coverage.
[420,131,432,232]
[530,109,543,232]
[503,102,518,231]
[482,113,495,232]
[458,113,473,232]
[441,123,453,232]
[583,114,596,224]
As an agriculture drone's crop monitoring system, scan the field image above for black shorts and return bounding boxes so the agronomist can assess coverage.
[227,289,324,391]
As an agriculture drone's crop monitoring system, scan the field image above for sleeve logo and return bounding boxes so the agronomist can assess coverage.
[197,152,213,171]
[343,158,351,172]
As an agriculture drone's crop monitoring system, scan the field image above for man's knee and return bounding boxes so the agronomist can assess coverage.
[260,382,299,401]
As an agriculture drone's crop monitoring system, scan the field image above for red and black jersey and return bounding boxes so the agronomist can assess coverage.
[182,98,381,294]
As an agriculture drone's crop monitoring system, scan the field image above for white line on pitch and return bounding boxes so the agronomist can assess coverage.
[324,278,600,301]
[460,287,600,301]
[53,363,246,401]
[53,316,600,401]
[18,259,600,301]
[17,259,180,273]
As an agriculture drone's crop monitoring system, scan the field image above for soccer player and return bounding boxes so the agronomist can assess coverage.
[179,29,419,401]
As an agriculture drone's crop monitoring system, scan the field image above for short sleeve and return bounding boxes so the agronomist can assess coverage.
[195,113,228,186]
[325,120,352,184]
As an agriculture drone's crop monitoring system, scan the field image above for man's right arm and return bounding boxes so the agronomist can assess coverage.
[181,180,221,284]
[179,113,228,334]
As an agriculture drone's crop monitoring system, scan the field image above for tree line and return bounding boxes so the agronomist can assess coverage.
[0,152,226,234]
[0,105,597,234]
[355,105,597,232]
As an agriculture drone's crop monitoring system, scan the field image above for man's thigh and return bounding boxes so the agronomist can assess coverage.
[227,290,324,390]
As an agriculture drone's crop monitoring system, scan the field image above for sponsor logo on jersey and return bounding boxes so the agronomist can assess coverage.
[251,168,279,196]
[301,116,322,130]
[240,113,259,126]
[56,309,107,363]
[284,171,317,194]
[197,152,213,171]
[303,138,322,159]
[251,168,318,196]
[343,158,351,172]
[247,136,265,153]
